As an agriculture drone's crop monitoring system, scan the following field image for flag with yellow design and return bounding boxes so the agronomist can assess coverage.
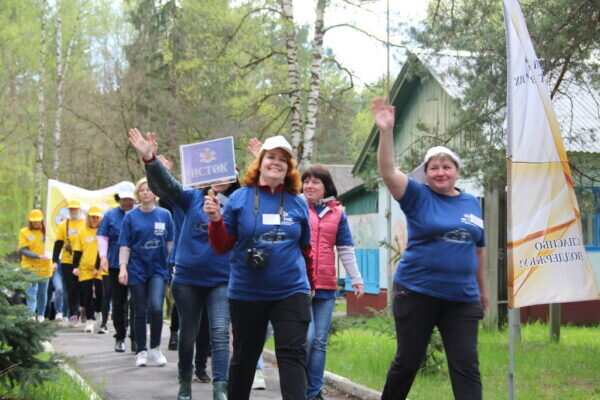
[503,0,600,308]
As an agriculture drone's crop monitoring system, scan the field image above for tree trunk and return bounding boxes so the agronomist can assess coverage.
[34,0,48,209]
[280,0,303,159]
[53,0,80,180]
[300,0,327,171]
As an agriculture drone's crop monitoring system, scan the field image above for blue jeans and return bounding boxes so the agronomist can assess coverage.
[26,278,49,317]
[130,277,166,351]
[306,297,336,398]
[171,282,230,381]
[50,269,65,316]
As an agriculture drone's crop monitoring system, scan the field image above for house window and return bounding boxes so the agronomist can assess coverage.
[577,188,600,250]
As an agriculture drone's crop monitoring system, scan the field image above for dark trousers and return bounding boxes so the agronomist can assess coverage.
[78,279,96,320]
[228,293,311,400]
[109,268,131,341]
[381,283,483,400]
[171,301,179,333]
[61,263,79,316]
[99,275,110,326]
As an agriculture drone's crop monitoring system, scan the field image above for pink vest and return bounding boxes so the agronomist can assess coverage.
[309,200,343,290]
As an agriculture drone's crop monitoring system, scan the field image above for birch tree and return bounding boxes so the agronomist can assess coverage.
[52,0,81,179]
[34,0,48,209]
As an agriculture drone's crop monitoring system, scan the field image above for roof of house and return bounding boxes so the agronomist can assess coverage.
[354,50,600,173]
[323,164,363,196]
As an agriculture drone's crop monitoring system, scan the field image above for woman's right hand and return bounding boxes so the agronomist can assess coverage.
[371,97,395,134]
[204,195,222,222]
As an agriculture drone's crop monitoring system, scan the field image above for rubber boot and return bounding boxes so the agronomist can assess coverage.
[177,371,193,400]
[212,380,228,400]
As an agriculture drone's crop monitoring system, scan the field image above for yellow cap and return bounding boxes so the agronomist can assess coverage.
[67,200,81,209]
[88,206,103,217]
[28,209,44,222]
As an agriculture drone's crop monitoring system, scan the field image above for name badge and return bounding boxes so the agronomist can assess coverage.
[262,214,281,225]
[155,222,166,230]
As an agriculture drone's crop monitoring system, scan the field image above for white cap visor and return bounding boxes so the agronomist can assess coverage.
[117,191,135,199]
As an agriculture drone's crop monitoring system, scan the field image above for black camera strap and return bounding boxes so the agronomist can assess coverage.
[253,185,285,219]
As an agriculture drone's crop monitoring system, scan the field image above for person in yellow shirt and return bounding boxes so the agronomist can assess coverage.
[52,200,86,325]
[72,206,105,333]
[19,209,52,322]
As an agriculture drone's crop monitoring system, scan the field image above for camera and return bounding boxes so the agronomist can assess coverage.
[246,248,270,268]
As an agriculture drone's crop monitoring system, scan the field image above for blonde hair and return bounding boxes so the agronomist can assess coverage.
[134,177,158,203]
[243,150,302,195]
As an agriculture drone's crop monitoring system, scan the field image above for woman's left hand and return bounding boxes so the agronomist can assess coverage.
[204,195,222,222]
[352,283,364,299]
[480,289,489,311]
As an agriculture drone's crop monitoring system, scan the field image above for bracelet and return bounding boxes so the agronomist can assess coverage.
[142,153,156,164]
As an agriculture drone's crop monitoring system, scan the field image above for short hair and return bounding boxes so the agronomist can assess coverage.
[243,150,302,195]
[301,165,338,198]
[134,177,157,203]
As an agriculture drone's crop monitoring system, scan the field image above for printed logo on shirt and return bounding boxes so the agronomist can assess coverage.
[280,211,296,226]
[68,229,78,236]
[461,213,484,229]
[27,234,35,241]
[437,228,472,244]
[193,222,208,232]
[154,222,166,236]
[256,229,288,243]
[143,239,162,249]
[85,236,96,243]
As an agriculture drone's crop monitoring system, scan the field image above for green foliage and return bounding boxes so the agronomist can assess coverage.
[330,307,446,376]
[0,367,97,400]
[0,262,59,392]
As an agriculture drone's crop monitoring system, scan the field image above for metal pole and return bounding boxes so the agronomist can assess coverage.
[508,308,520,400]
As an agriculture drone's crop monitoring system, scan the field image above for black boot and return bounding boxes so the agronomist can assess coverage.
[168,331,178,351]
[178,371,193,400]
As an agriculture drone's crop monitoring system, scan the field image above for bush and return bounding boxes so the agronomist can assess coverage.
[0,261,58,393]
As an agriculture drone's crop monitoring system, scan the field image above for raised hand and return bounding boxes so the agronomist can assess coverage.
[248,138,263,158]
[371,97,395,134]
[128,128,153,160]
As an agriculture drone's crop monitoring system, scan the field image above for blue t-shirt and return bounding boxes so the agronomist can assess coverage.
[159,197,185,266]
[394,179,485,302]
[223,186,311,301]
[172,189,231,287]
[118,207,174,286]
[97,206,129,269]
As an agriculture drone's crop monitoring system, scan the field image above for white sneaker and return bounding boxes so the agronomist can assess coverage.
[36,315,45,322]
[148,347,167,367]
[135,350,148,367]
[96,325,108,334]
[252,368,266,390]
[84,321,95,333]
[55,312,63,321]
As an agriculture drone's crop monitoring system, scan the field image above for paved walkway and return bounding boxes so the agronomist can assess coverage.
[51,321,351,400]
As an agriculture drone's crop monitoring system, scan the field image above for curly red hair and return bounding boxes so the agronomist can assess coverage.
[243,151,302,195]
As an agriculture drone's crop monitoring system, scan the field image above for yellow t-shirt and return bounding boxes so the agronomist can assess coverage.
[73,225,106,281]
[55,218,85,264]
[18,227,52,277]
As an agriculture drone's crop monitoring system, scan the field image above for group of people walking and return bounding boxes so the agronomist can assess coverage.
[19,97,488,400]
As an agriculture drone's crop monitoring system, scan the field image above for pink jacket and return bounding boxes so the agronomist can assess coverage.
[309,199,343,290]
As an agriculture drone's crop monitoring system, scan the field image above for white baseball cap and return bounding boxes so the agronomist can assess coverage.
[410,146,462,183]
[117,190,135,200]
[260,136,294,157]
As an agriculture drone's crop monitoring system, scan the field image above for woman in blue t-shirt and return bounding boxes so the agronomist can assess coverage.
[205,135,315,400]
[128,128,239,400]
[372,97,488,400]
[118,177,174,368]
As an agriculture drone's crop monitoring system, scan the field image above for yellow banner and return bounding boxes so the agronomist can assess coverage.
[503,0,599,308]
[44,179,135,254]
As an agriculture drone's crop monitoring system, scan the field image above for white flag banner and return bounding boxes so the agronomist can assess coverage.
[503,0,600,308]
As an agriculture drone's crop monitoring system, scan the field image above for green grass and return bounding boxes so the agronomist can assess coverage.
[0,366,100,400]
[324,321,600,399]
[334,298,347,312]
